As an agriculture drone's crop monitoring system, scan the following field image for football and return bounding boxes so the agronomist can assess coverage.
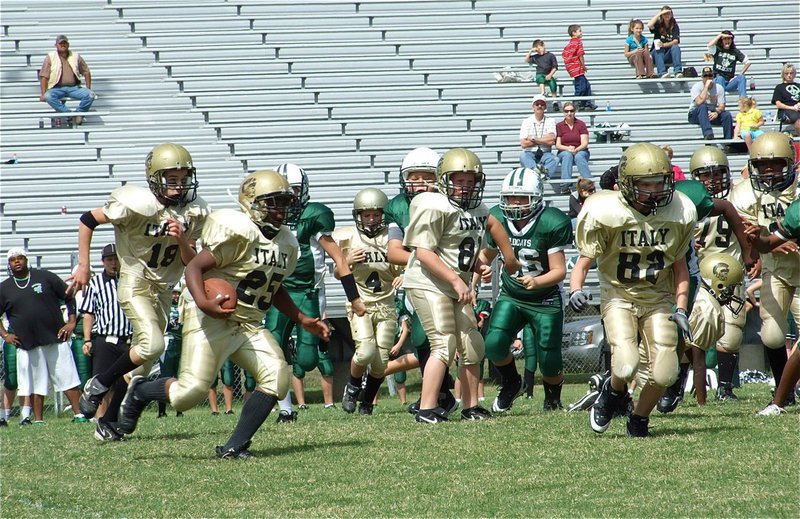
[203,277,238,310]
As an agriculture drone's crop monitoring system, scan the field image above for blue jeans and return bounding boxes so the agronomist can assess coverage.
[572,75,594,107]
[653,45,682,74]
[44,85,95,113]
[557,150,591,180]
[688,104,733,139]
[520,149,558,178]
[714,74,746,99]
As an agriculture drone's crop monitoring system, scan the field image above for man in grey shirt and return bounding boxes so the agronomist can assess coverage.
[688,66,733,140]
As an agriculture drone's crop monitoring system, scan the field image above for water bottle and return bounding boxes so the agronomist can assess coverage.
[38,118,44,129]
[749,78,756,90]
[6,153,18,164]
[605,101,612,112]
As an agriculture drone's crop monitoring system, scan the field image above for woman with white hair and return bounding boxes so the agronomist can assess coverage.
[772,63,800,135]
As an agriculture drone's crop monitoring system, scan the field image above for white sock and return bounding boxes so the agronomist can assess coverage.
[3,408,10,420]
[21,405,32,420]
[278,392,293,413]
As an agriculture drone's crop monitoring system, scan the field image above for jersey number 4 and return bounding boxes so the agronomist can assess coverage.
[616,250,665,284]
[237,272,284,311]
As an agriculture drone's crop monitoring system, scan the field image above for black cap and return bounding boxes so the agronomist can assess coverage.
[101,244,117,259]
[702,67,714,77]
[55,35,69,44]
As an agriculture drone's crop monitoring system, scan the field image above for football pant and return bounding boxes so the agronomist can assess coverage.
[118,273,171,376]
[717,285,747,353]
[759,272,799,349]
[264,288,320,376]
[348,301,396,377]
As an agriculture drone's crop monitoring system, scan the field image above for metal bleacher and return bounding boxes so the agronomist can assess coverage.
[1,0,798,316]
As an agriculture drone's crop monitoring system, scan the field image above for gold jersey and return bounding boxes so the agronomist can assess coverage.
[403,192,489,299]
[576,190,696,306]
[193,209,299,324]
[730,178,800,285]
[695,214,742,262]
[332,226,402,306]
[103,185,209,290]
[688,288,725,351]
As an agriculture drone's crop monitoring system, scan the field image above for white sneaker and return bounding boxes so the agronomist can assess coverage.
[757,403,786,416]
[675,72,684,78]
[661,72,673,78]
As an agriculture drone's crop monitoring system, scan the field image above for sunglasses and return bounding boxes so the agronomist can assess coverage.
[564,109,576,113]
[534,102,546,107]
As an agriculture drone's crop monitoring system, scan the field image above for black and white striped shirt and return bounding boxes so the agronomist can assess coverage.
[78,271,132,337]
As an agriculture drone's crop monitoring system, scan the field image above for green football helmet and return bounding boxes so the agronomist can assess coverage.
[437,148,485,210]
[699,252,745,315]
[145,143,198,206]
[500,167,544,220]
[689,145,731,198]
[748,131,797,192]
[239,170,300,236]
[618,143,674,214]
[352,187,389,238]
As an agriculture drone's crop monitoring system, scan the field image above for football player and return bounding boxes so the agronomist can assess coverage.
[265,164,366,419]
[403,148,518,422]
[688,253,745,357]
[731,132,799,406]
[333,188,403,415]
[69,143,210,422]
[655,150,754,411]
[570,142,696,437]
[689,146,749,401]
[749,198,800,414]
[478,167,573,413]
[116,170,329,458]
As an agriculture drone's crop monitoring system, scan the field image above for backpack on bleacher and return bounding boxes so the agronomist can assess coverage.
[683,66,698,78]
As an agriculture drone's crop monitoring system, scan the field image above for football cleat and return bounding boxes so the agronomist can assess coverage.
[117,375,149,435]
[341,382,361,414]
[415,408,449,424]
[72,414,89,423]
[589,377,628,433]
[358,402,374,415]
[94,421,123,442]
[491,373,526,413]
[0,418,7,427]
[543,399,564,412]
[79,375,109,419]
[407,399,421,415]
[460,406,493,421]
[567,390,600,412]
[626,414,650,437]
[715,383,739,402]
[657,365,689,414]
[297,404,309,410]
[275,410,298,424]
[216,440,254,460]
[19,417,32,426]
[438,390,459,416]
[756,403,786,416]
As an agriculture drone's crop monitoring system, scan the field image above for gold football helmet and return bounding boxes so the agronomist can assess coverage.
[353,187,389,238]
[437,148,485,210]
[748,131,797,192]
[500,167,544,220]
[239,170,300,236]
[689,145,731,198]
[145,143,198,206]
[699,252,745,315]
[617,142,674,214]
[400,147,440,198]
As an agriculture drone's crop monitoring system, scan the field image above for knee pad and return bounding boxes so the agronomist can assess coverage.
[484,327,515,362]
[393,371,407,385]
[761,317,788,349]
[317,355,334,378]
[293,341,319,374]
[170,381,210,412]
[221,360,236,387]
[611,346,639,382]
[538,349,564,378]
[354,337,377,368]
[717,324,743,353]
[292,362,305,379]
[651,349,680,388]
[244,371,256,392]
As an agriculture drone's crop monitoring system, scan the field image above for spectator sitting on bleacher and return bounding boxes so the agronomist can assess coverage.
[688,66,733,141]
[524,39,559,112]
[660,145,686,181]
[647,6,683,78]
[708,31,750,100]
[519,94,558,179]
[771,63,800,135]
[39,35,94,127]
[568,178,596,219]
[734,96,765,151]
[599,165,619,191]
[623,19,656,79]
[555,102,591,193]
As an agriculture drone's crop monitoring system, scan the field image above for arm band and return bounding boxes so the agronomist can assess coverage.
[340,274,360,302]
[80,211,99,230]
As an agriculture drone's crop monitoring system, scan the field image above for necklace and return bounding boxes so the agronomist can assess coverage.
[13,274,31,290]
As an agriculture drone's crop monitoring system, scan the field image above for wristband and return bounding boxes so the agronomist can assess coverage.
[340,274,360,302]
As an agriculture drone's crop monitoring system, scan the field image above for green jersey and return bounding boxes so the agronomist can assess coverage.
[486,205,573,303]
[385,193,411,244]
[284,202,335,291]
[675,179,715,275]
[777,199,800,241]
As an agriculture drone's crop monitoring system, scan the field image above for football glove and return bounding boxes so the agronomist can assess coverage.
[669,308,693,343]
[569,290,589,312]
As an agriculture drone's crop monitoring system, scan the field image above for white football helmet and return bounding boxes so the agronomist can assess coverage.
[500,167,544,220]
[400,147,439,198]
[275,163,310,210]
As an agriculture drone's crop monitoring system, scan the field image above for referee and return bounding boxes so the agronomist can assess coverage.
[79,244,132,441]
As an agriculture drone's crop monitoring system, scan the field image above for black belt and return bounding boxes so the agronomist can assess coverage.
[93,334,131,345]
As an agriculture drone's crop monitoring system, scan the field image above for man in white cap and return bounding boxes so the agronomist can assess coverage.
[0,248,85,424]
[519,94,558,181]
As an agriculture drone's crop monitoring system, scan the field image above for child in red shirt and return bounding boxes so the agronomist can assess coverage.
[562,25,598,111]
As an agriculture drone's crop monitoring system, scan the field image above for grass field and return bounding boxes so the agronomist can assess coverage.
[1,381,798,518]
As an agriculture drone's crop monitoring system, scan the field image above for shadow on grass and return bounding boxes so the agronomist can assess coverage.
[253,438,369,457]
[652,423,749,435]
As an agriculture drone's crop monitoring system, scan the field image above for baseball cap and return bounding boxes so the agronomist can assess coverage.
[532,94,547,105]
[7,247,27,261]
[101,244,117,259]
[55,35,69,44]
[702,67,714,77]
